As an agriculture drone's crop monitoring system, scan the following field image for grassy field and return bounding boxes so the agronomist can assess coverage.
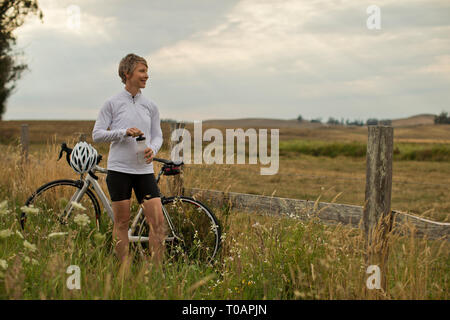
[1,120,448,221]
[182,155,450,223]
[0,121,448,299]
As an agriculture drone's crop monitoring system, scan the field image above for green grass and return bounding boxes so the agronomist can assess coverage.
[280,140,366,158]
[398,144,450,162]
[0,197,448,300]
[0,141,448,299]
[280,140,450,162]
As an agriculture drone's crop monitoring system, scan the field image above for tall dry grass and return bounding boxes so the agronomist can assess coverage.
[0,142,448,299]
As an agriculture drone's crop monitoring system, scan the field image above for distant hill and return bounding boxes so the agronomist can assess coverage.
[203,118,322,128]
[203,114,437,128]
[391,114,435,127]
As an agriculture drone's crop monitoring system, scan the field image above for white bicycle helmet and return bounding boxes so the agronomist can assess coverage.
[69,142,98,174]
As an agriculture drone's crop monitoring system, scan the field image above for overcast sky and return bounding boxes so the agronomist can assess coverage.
[3,0,450,122]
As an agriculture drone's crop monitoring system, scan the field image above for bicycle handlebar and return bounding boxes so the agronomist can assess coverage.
[58,142,103,166]
[58,142,102,180]
[58,143,72,164]
[58,143,183,180]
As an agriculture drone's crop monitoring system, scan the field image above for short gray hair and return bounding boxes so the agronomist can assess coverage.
[118,53,148,84]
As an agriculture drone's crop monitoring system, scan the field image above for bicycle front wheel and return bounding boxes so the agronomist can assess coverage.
[21,179,101,233]
[163,196,221,263]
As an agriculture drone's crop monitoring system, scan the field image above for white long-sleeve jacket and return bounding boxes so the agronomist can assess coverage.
[92,89,163,174]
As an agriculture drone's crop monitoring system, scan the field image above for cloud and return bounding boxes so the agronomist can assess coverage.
[415,55,450,78]
[150,0,449,77]
[5,0,238,120]
[147,0,450,120]
[150,0,313,72]
[16,0,118,44]
[4,0,450,121]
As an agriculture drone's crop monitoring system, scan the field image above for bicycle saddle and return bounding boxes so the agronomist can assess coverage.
[153,157,183,166]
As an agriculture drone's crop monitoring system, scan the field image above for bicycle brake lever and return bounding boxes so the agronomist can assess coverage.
[58,143,66,161]
[96,154,103,165]
[88,171,99,180]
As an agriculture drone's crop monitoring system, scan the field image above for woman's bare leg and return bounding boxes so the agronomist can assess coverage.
[112,199,131,263]
[142,197,167,265]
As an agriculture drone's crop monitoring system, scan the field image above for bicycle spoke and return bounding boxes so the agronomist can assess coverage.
[163,197,220,263]
[130,197,221,263]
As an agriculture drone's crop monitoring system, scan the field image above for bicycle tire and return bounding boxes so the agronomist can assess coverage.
[132,196,221,263]
[21,179,101,232]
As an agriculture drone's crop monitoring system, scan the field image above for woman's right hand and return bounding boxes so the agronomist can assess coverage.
[126,127,144,137]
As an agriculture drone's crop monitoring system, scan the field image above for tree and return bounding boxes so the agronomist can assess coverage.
[326,117,340,125]
[346,118,364,126]
[434,111,450,124]
[366,118,378,126]
[297,114,303,122]
[0,0,43,120]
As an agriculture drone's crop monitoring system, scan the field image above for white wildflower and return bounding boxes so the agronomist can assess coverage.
[0,200,7,210]
[93,232,106,243]
[48,232,68,238]
[71,201,86,211]
[0,200,10,216]
[15,230,24,239]
[23,240,37,252]
[0,259,8,270]
[74,213,90,227]
[20,205,39,215]
[0,229,13,239]
[0,209,9,216]
[24,256,39,265]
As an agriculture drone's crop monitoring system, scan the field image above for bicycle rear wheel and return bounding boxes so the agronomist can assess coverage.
[164,196,221,263]
[132,196,221,263]
[21,179,101,233]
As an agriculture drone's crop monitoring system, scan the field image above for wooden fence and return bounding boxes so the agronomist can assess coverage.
[185,187,449,241]
[180,125,448,243]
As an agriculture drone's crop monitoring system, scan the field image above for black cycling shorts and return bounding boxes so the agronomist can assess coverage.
[106,170,160,203]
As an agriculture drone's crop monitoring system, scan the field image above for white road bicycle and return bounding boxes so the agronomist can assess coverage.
[20,143,221,263]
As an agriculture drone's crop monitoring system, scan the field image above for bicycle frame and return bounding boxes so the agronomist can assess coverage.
[66,165,179,244]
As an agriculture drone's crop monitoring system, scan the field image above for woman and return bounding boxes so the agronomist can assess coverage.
[92,53,165,265]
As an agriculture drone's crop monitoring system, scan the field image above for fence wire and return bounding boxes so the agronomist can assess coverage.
[180,165,450,188]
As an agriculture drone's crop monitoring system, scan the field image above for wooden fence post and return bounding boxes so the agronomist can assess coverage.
[21,124,29,163]
[168,122,185,196]
[363,125,394,294]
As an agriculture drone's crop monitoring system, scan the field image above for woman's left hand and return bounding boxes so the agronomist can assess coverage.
[144,148,154,163]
